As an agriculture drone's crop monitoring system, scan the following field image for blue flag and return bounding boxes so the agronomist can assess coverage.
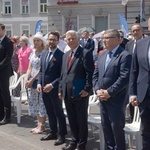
[118,14,128,38]
[35,20,42,34]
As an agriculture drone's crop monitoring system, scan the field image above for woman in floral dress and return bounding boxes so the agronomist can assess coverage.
[25,32,47,134]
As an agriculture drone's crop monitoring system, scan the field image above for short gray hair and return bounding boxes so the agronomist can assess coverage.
[103,29,120,38]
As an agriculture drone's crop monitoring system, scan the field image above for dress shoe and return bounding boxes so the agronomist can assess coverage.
[62,144,76,150]
[0,118,11,125]
[54,136,65,146]
[40,133,57,141]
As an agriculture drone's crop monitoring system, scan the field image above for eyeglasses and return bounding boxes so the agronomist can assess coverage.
[47,39,58,42]
[132,29,141,33]
[102,37,116,40]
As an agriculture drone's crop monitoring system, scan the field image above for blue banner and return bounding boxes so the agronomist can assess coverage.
[35,20,42,34]
[118,14,128,38]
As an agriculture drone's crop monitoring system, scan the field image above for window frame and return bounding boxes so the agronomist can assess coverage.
[20,0,30,15]
[3,0,12,15]
[38,0,47,13]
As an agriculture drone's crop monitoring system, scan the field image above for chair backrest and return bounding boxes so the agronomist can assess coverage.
[9,71,18,95]
[10,74,26,90]
[88,94,99,114]
[132,106,141,124]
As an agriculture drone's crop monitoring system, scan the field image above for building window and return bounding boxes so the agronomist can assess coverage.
[39,0,47,13]
[4,1,12,15]
[21,24,30,37]
[5,25,12,37]
[41,24,48,36]
[21,0,29,14]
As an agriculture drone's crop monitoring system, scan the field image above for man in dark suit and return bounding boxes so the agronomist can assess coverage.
[129,37,150,149]
[79,30,95,52]
[125,23,144,121]
[37,31,67,146]
[0,23,13,125]
[125,23,143,54]
[59,30,94,150]
[93,29,132,150]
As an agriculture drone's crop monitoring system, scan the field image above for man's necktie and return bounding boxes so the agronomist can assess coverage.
[105,51,113,70]
[46,52,52,68]
[67,51,74,69]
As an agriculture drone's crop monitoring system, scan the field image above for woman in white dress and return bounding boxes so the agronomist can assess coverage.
[25,32,47,134]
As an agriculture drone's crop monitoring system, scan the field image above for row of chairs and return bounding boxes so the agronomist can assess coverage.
[86,95,142,150]
[9,73,142,149]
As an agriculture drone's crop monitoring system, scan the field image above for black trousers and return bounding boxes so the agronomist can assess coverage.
[64,96,89,149]
[0,77,11,120]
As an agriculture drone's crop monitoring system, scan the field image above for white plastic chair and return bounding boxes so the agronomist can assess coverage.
[124,106,142,150]
[87,94,105,150]
[9,74,27,123]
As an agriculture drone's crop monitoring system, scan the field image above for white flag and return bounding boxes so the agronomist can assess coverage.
[122,0,128,5]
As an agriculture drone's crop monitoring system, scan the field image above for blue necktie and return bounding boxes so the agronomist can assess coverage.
[105,51,113,70]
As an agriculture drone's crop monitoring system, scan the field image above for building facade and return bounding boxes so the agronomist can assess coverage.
[0,0,150,36]
[47,0,150,35]
[0,0,48,36]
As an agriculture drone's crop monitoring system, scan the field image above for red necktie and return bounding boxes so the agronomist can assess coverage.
[67,51,74,68]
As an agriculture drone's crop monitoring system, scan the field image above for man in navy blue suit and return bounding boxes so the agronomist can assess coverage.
[37,31,67,146]
[93,29,132,150]
[129,36,150,149]
[59,30,94,150]
[79,30,95,52]
[0,23,13,125]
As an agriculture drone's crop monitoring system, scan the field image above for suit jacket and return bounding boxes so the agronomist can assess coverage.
[38,48,64,91]
[125,40,135,54]
[129,37,150,103]
[93,46,132,102]
[0,36,13,79]
[79,38,95,52]
[59,45,94,99]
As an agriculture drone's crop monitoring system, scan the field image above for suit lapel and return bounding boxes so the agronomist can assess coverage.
[43,51,49,71]
[67,47,82,72]
[104,47,123,73]
[144,39,150,70]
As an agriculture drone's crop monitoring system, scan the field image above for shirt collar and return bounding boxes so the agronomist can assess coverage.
[0,34,6,42]
[108,45,119,55]
[49,47,57,54]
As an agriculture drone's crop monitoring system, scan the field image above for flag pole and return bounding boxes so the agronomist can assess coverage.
[125,4,127,20]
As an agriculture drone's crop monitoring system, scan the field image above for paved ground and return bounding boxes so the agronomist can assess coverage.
[0,103,135,150]
[0,104,101,150]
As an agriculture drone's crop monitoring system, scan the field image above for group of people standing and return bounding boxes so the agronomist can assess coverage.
[0,22,150,150]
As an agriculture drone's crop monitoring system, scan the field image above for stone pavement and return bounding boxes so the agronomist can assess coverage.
[0,104,100,150]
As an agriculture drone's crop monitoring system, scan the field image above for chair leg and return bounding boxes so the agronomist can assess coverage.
[135,133,142,150]
[15,101,21,123]
[129,134,134,148]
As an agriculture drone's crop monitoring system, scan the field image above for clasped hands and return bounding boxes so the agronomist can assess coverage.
[37,84,53,93]
[96,89,110,101]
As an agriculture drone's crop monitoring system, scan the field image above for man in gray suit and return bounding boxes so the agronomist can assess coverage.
[129,36,150,149]
[93,29,132,150]
[59,30,94,150]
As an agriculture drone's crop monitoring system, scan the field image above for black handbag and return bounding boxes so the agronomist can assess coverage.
[32,79,38,89]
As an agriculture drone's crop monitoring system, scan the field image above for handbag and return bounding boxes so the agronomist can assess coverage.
[32,79,38,89]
